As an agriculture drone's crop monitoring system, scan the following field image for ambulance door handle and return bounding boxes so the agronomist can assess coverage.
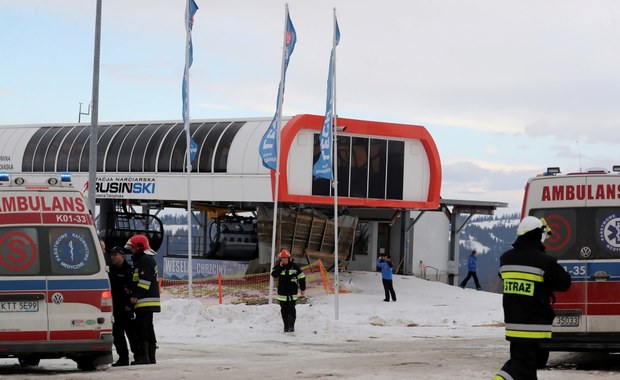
[590,271,610,281]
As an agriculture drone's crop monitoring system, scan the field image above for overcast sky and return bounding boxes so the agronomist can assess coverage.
[2,0,620,214]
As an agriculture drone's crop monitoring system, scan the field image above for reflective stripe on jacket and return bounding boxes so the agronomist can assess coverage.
[131,250,161,312]
[271,261,306,300]
[499,236,571,341]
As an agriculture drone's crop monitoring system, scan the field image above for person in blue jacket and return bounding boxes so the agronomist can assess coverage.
[460,250,482,290]
[376,255,396,302]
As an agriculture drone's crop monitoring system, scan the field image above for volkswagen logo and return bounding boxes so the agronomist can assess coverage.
[580,246,592,259]
[51,293,64,305]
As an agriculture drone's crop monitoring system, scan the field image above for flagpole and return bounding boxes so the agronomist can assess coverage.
[331,8,340,321]
[183,0,195,299]
[268,4,291,304]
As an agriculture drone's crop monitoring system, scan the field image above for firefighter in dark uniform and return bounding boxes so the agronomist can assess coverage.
[494,216,571,380]
[271,249,306,333]
[108,246,138,367]
[126,234,161,365]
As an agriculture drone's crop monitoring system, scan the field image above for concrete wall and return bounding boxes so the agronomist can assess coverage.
[345,211,451,284]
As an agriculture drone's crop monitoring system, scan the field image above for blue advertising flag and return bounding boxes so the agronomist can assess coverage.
[259,10,297,170]
[182,0,199,161]
[182,0,199,126]
[313,18,340,180]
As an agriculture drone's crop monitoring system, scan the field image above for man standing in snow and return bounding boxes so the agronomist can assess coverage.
[109,246,138,367]
[459,250,482,290]
[126,234,161,365]
[494,216,571,380]
[376,255,396,302]
[271,249,306,333]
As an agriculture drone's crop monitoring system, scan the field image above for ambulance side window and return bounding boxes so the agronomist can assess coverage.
[48,227,100,275]
[594,207,620,259]
[0,227,40,276]
[531,208,578,260]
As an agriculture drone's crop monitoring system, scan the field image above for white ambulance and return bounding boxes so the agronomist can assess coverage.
[522,166,620,364]
[0,173,113,370]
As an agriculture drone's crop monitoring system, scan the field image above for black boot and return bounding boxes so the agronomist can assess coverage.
[131,342,150,365]
[111,358,129,367]
[148,344,156,364]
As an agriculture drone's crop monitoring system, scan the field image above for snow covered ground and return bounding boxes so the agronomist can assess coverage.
[1,271,619,379]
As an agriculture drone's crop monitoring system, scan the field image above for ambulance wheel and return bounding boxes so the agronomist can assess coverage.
[536,348,550,369]
[18,357,40,367]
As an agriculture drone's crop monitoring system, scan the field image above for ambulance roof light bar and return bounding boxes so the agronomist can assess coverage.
[0,172,73,187]
[613,165,620,173]
[545,167,561,176]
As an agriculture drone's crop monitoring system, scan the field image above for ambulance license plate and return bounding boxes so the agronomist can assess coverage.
[0,301,39,312]
[553,315,579,327]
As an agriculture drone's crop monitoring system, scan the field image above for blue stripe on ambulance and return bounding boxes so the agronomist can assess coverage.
[559,261,620,282]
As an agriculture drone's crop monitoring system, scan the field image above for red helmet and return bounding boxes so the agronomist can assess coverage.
[125,234,151,251]
[278,249,291,258]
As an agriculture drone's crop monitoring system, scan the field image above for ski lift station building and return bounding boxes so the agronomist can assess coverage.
[0,114,506,283]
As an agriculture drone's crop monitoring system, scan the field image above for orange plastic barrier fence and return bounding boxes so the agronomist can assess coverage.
[161,260,347,305]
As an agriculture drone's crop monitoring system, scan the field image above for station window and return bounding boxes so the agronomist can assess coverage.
[311,134,404,201]
[105,124,136,171]
[368,139,387,199]
[117,124,149,172]
[386,140,404,200]
[157,124,184,172]
[23,128,52,172]
[350,137,368,198]
[214,121,245,172]
[311,134,331,196]
[336,136,350,197]
[190,122,216,173]
[95,125,122,171]
[56,126,83,172]
[44,127,72,172]
[33,127,62,172]
[198,121,229,172]
[68,127,90,172]
[141,123,171,172]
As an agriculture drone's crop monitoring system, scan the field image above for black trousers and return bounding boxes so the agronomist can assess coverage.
[382,279,396,301]
[460,271,481,289]
[498,340,539,380]
[278,299,297,332]
[112,312,138,361]
[135,309,157,359]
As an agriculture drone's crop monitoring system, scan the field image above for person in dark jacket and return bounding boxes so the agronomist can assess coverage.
[494,216,571,380]
[459,250,482,290]
[108,246,138,367]
[271,249,306,333]
[376,254,396,302]
[126,234,161,365]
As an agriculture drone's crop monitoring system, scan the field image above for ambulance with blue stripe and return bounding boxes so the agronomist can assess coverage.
[522,166,620,356]
[0,173,113,370]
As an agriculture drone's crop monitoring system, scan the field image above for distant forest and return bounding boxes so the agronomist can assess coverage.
[457,213,520,293]
[158,212,520,294]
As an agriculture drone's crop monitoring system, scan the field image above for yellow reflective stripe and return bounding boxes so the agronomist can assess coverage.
[135,301,161,308]
[505,323,552,332]
[501,264,544,276]
[505,329,552,339]
[277,295,298,301]
[297,273,306,279]
[501,271,544,282]
[495,370,513,380]
[503,279,535,296]
[138,283,150,290]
